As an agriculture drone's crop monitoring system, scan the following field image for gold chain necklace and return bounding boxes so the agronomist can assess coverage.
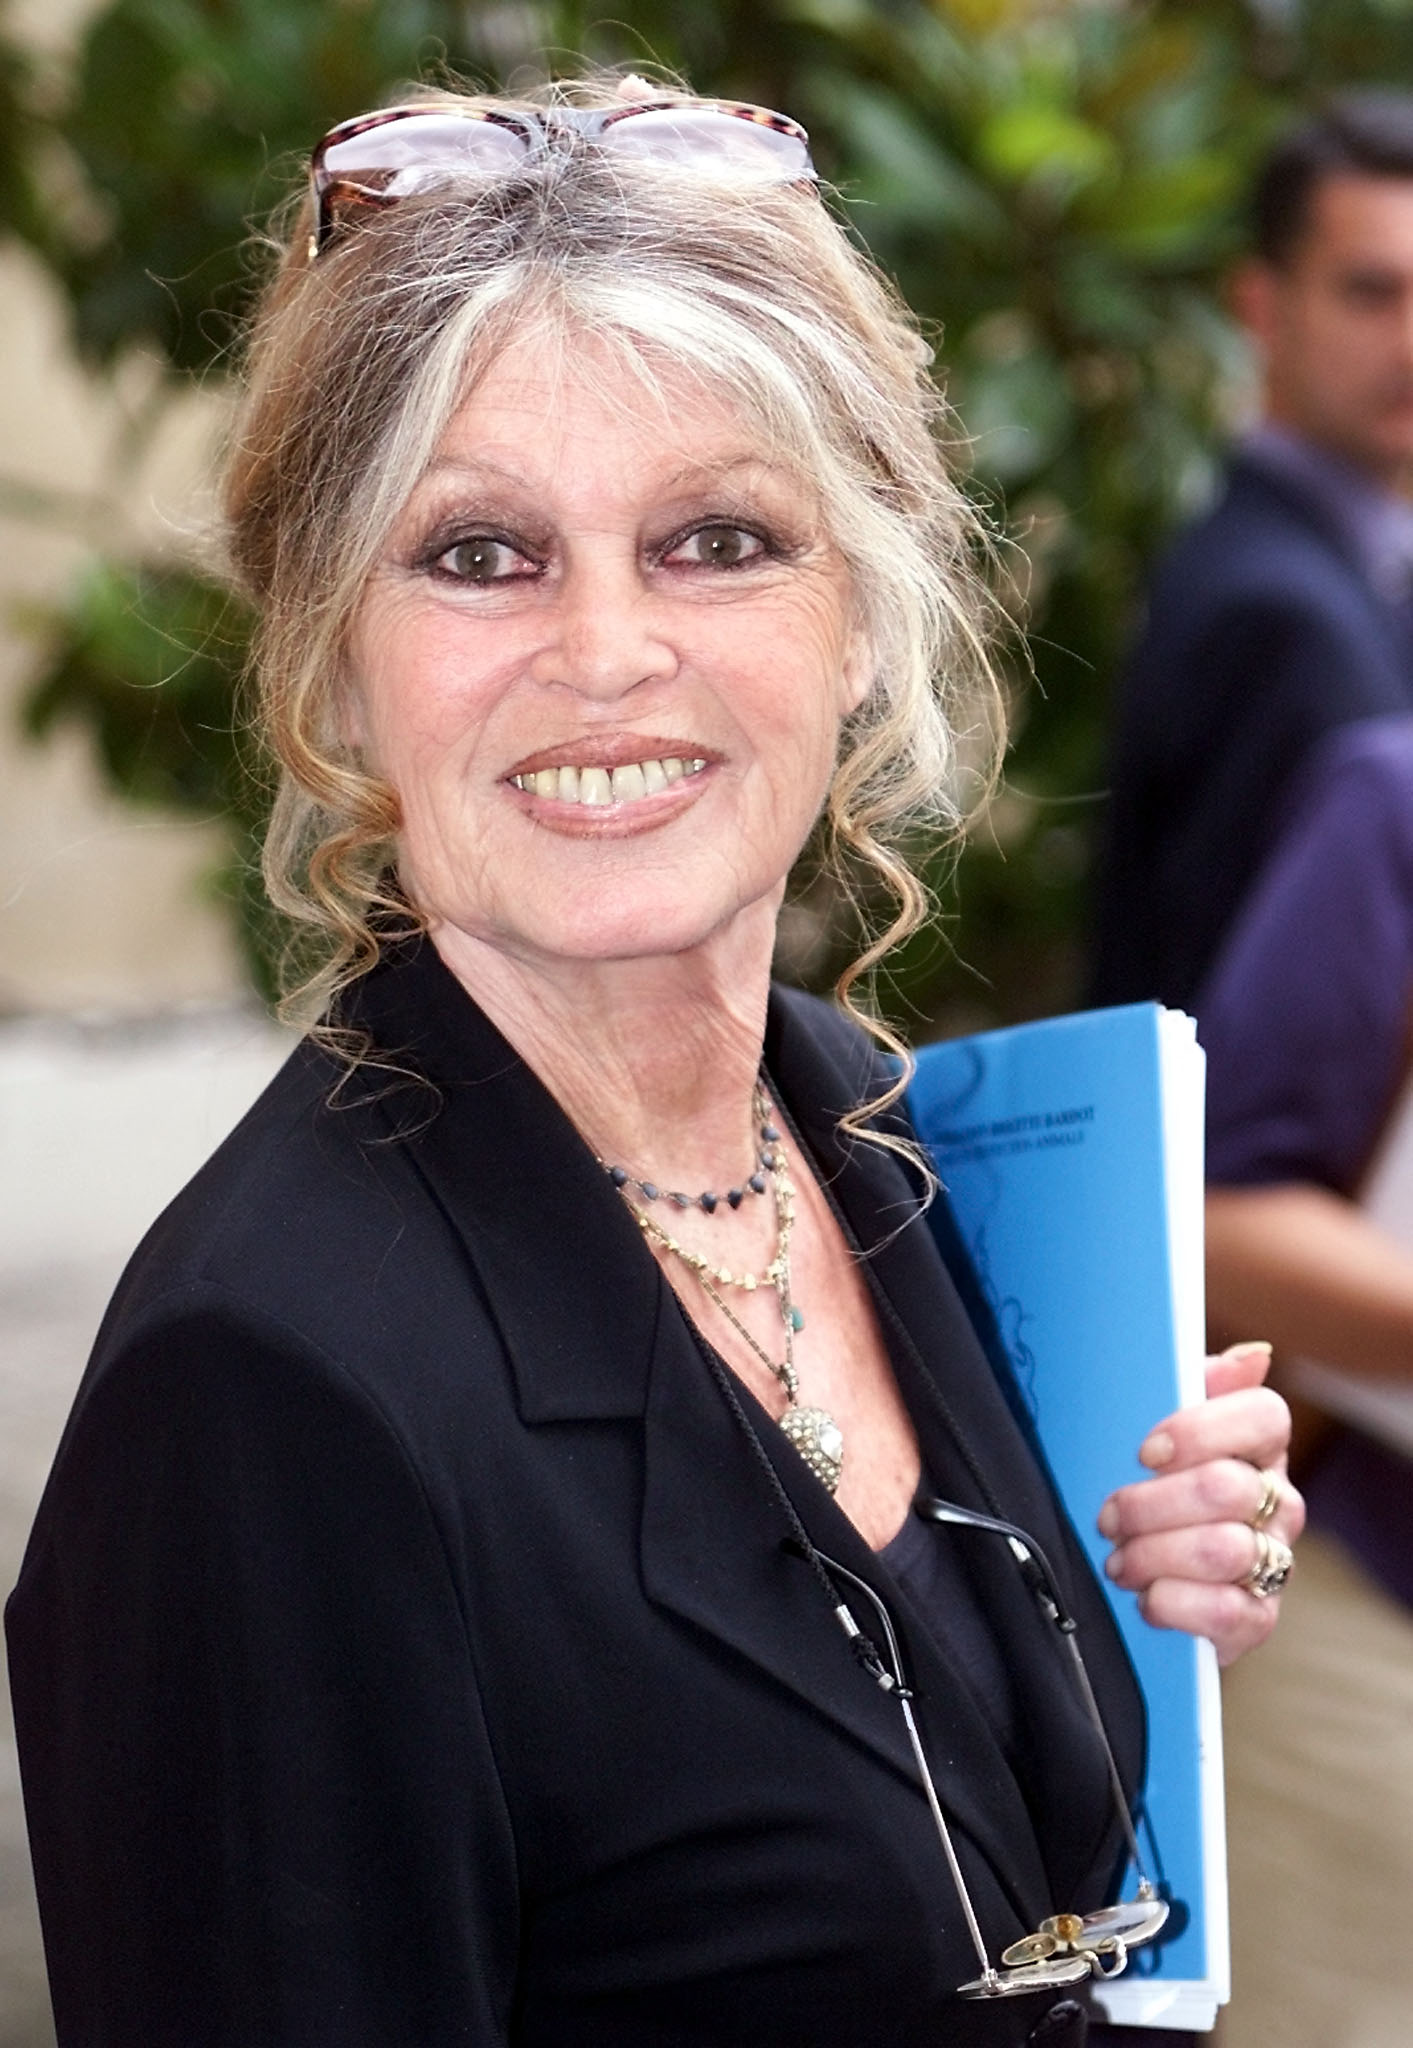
[625,1112,845,1494]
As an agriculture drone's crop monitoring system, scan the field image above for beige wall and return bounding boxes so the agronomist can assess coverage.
[0,243,246,1015]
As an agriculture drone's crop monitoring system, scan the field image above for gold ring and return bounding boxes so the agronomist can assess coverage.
[1248,1467,1281,1530]
[1238,1528,1293,1599]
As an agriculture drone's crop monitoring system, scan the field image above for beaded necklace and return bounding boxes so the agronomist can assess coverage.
[600,1085,779,1213]
[611,1092,844,1494]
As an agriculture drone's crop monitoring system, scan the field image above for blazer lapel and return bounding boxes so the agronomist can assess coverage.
[346,937,659,1424]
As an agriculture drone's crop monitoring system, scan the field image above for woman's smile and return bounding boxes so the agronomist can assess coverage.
[505,742,711,828]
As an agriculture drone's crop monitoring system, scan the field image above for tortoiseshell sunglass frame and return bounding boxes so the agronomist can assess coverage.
[308,98,817,259]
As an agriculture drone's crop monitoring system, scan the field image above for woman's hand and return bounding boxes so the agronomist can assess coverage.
[1097,1341,1306,1666]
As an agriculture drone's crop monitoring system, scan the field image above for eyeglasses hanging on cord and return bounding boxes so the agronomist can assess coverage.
[690,1323,1172,2002]
[815,1491,1170,2002]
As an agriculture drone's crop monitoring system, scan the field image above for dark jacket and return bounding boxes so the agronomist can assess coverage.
[7,939,1142,2047]
[1090,452,1413,1012]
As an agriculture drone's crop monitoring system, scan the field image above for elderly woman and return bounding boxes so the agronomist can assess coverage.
[7,77,1298,2048]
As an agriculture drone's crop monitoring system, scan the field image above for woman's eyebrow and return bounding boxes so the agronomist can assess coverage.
[416,450,780,491]
[416,452,534,487]
[657,453,784,489]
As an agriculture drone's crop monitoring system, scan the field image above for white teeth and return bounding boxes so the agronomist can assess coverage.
[511,756,708,803]
[611,763,647,802]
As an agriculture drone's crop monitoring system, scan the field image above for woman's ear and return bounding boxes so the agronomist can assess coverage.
[335,667,369,755]
[838,626,875,717]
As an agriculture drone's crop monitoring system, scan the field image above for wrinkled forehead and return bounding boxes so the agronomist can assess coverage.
[457,312,816,472]
[374,317,834,544]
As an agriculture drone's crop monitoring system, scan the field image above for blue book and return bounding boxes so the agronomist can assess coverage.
[907,1004,1224,2031]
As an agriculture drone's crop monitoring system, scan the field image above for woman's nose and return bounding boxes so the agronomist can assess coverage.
[526,555,679,700]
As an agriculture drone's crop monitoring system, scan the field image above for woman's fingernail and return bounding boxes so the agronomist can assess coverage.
[1139,1430,1175,1469]
[1097,1500,1119,1538]
[1105,1551,1123,1579]
[1221,1340,1273,1364]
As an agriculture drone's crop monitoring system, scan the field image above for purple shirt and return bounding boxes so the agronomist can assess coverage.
[1199,715,1413,1604]
[1202,716,1413,1193]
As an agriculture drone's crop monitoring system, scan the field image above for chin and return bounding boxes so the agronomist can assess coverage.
[508,885,780,970]
[511,854,789,960]
[533,913,740,965]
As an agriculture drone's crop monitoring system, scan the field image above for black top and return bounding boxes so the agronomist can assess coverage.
[1089,452,1413,1012]
[879,1498,1023,1756]
[7,937,1144,2047]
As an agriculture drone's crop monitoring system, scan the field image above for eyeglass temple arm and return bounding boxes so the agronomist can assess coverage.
[807,1546,1002,1992]
[914,1494,1155,1898]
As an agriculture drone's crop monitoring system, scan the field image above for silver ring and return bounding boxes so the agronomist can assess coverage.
[1248,1466,1281,1530]
[1238,1528,1293,1599]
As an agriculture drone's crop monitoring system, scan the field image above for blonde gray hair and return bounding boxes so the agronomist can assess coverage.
[223,75,1004,1106]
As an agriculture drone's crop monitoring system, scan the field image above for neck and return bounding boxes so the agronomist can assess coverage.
[428,904,780,1185]
[1260,403,1411,494]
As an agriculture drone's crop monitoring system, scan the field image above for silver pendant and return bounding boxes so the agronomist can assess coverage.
[780,1405,844,1493]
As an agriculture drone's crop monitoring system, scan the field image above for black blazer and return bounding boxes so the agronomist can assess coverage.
[7,940,1143,2048]
[1090,452,1413,1012]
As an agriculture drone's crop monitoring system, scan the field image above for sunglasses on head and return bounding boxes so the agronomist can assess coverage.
[308,96,817,259]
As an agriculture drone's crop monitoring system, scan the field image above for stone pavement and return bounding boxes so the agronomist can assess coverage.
[0,1009,290,2048]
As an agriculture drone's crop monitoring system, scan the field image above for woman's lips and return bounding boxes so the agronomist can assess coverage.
[508,755,708,807]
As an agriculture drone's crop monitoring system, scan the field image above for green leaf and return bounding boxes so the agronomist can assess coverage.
[21,557,277,950]
[810,75,1011,238]
[977,102,1117,192]
[953,343,1074,486]
[1080,152,1241,261]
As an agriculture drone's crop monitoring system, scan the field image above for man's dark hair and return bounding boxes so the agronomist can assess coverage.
[1254,91,1413,265]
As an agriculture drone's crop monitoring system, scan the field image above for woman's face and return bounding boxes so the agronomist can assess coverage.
[348,333,870,974]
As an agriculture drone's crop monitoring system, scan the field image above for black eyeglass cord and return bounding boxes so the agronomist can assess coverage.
[685,1320,1008,1987]
[913,1495,1155,1897]
[686,1324,896,1685]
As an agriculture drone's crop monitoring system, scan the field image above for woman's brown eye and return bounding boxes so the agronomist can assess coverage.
[701,527,747,566]
[671,525,765,568]
[439,538,530,582]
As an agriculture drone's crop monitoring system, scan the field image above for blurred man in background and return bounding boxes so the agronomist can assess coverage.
[1091,92,1413,1013]
[1093,94,1413,2048]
